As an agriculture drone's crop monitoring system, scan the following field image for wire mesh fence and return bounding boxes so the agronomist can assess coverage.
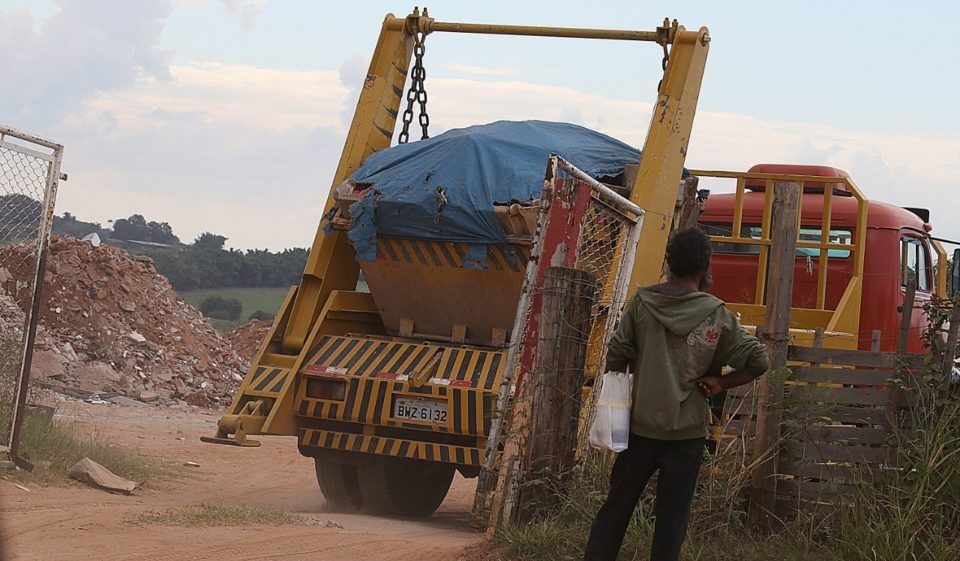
[0,125,62,455]
[474,154,642,525]
[572,188,644,452]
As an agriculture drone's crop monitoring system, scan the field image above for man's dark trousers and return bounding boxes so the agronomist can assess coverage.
[583,434,705,561]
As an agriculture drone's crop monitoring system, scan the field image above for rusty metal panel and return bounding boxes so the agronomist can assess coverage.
[359,239,528,345]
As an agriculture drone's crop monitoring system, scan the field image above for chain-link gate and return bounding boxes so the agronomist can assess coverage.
[474,154,643,525]
[0,125,63,464]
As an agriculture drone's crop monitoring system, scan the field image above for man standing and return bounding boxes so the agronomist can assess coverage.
[583,227,769,561]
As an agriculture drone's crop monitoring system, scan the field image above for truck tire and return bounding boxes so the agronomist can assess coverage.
[358,456,455,517]
[314,457,363,509]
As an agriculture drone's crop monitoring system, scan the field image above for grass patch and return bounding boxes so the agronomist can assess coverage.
[129,503,305,527]
[493,391,960,561]
[0,331,26,444]
[179,287,288,332]
[16,413,171,484]
[491,451,827,561]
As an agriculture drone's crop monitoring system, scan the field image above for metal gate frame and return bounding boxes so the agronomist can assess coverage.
[473,154,644,524]
[0,124,63,466]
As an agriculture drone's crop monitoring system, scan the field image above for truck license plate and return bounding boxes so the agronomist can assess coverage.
[393,398,447,424]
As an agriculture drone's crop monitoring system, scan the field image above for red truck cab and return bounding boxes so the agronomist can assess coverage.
[698,163,943,353]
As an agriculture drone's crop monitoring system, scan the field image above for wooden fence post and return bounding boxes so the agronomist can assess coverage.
[748,182,800,530]
[515,266,596,522]
[898,280,917,354]
[939,291,960,397]
[882,282,917,433]
[676,175,702,231]
[660,176,703,280]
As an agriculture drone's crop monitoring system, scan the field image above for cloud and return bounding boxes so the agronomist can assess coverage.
[55,65,958,251]
[52,62,349,250]
[4,1,957,252]
[558,107,584,126]
[218,0,267,29]
[338,56,367,126]
[437,63,519,77]
[0,0,172,126]
[58,112,343,250]
[423,77,650,139]
[180,0,266,29]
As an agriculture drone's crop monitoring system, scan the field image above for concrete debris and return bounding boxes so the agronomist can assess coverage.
[138,390,159,403]
[72,362,121,392]
[30,350,66,380]
[305,519,345,529]
[0,289,25,334]
[109,395,145,407]
[42,384,93,400]
[226,319,272,369]
[61,342,79,362]
[0,237,246,409]
[68,457,138,495]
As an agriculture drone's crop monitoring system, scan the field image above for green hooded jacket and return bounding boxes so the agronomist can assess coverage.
[606,283,769,440]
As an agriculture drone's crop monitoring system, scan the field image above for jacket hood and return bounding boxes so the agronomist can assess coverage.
[637,286,724,337]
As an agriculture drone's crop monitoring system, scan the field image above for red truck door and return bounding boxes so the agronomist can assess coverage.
[900,233,935,353]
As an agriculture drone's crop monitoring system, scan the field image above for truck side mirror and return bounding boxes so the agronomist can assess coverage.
[953,248,960,295]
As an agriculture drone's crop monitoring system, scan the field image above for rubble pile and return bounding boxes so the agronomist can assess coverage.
[0,238,245,407]
[226,319,272,368]
[0,289,27,337]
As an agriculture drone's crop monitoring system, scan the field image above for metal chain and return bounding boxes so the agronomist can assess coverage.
[657,42,670,93]
[398,32,429,144]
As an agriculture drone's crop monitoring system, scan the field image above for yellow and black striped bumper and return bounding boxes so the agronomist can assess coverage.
[294,334,504,462]
[299,428,484,466]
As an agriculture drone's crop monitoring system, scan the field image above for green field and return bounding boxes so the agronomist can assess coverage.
[179,287,290,332]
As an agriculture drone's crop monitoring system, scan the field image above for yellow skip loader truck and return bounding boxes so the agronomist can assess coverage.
[202,8,713,516]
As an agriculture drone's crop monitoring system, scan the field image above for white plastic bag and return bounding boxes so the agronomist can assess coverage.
[589,369,633,452]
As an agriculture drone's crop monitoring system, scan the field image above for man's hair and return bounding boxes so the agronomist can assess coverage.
[666,227,712,278]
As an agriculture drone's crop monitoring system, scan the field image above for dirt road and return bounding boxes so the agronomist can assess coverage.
[0,401,484,561]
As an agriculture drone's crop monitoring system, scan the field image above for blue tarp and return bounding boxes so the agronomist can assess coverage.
[347,120,641,261]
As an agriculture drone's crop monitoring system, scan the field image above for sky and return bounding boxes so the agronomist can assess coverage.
[1,0,959,250]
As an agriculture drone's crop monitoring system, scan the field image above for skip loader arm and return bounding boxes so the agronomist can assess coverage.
[203,12,421,445]
[282,12,421,355]
[282,11,710,357]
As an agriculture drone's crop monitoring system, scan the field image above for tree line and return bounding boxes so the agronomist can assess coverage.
[48,210,308,290]
[150,235,308,290]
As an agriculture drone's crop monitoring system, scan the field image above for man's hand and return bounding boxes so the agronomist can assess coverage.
[695,369,765,398]
[694,376,724,397]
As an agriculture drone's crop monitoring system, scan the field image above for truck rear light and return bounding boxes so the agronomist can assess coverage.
[306,378,346,400]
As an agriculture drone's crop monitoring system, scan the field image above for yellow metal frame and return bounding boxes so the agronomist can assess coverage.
[217,10,711,438]
[284,10,708,358]
[931,239,948,295]
[627,26,711,289]
[689,169,869,345]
